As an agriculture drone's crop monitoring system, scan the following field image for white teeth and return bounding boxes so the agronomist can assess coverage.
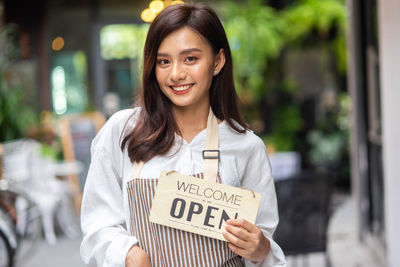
[171,84,192,91]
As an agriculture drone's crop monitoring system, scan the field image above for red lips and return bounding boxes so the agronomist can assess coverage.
[169,83,194,95]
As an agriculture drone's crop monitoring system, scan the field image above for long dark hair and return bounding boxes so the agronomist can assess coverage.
[121,3,247,163]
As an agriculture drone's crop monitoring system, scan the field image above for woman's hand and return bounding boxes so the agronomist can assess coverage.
[125,245,151,267]
[222,219,271,263]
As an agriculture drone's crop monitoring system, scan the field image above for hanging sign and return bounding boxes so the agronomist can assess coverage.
[149,170,261,241]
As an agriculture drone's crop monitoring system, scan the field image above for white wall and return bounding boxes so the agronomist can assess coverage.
[378,1,400,266]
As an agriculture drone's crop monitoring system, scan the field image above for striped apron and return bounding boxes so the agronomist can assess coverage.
[126,108,243,267]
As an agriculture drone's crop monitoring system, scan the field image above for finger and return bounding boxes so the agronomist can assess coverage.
[226,219,258,232]
[222,230,247,249]
[225,224,250,241]
[227,242,248,257]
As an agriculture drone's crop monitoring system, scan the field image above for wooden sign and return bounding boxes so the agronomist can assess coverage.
[149,170,261,241]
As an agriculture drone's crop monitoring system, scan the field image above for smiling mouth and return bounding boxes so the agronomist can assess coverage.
[169,83,194,92]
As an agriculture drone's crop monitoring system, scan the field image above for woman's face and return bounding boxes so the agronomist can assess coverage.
[155,26,225,112]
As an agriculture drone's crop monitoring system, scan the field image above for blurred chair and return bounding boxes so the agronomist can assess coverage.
[1,139,80,245]
[269,151,301,181]
[273,170,334,267]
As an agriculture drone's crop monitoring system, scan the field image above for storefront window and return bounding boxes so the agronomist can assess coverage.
[99,24,149,109]
[51,51,89,114]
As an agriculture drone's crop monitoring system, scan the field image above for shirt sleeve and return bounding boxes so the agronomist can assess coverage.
[240,137,287,267]
[80,140,137,266]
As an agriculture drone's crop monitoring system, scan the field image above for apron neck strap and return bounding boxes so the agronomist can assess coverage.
[131,160,144,179]
[203,107,219,182]
[131,107,219,182]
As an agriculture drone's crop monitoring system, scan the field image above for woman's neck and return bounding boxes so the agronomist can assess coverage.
[172,104,210,144]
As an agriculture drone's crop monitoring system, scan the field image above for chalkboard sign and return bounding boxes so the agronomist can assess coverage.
[69,119,96,188]
[60,112,105,210]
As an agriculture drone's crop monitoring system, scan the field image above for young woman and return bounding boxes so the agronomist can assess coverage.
[80,3,286,267]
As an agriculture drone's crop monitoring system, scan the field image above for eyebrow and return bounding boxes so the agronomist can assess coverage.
[157,48,202,57]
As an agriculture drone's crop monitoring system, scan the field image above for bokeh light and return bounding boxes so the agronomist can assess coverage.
[171,0,184,5]
[149,0,164,13]
[52,36,65,51]
[141,0,184,23]
[141,8,156,23]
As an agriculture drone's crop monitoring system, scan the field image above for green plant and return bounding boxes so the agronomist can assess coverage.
[281,0,346,42]
[307,92,350,166]
[221,0,284,102]
[281,0,347,74]
[262,102,304,151]
[218,0,347,154]
[0,25,37,142]
[219,0,347,105]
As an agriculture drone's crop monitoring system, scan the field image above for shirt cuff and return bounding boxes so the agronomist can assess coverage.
[243,235,287,267]
[104,235,139,267]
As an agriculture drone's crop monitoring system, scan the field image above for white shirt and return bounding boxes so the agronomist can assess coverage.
[80,108,287,267]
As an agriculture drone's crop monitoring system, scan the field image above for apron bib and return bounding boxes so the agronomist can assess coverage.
[126,108,243,267]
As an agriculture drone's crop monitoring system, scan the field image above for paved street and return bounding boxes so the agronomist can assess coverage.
[325,195,384,267]
[14,234,85,267]
[290,194,385,267]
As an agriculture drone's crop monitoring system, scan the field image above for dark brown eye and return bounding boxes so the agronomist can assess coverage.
[185,56,198,63]
[157,59,169,65]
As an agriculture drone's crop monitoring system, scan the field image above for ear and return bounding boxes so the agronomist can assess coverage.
[213,49,226,76]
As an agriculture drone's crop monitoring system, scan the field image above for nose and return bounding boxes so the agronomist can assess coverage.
[170,62,186,82]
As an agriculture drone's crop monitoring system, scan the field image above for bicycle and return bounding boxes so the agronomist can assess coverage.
[0,193,17,267]
[0,179,42,266]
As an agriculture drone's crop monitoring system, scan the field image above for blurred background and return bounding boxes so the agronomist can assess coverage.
[0,0,399,266]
